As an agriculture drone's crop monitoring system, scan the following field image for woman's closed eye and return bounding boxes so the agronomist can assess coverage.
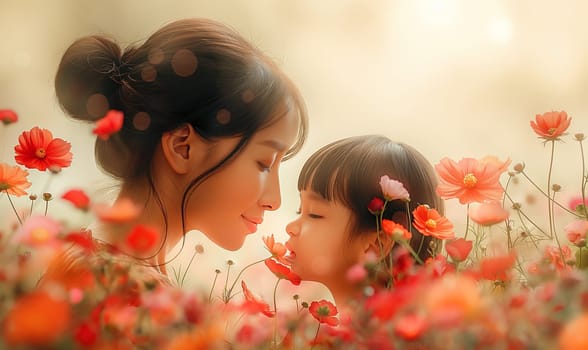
[257,161,272,173]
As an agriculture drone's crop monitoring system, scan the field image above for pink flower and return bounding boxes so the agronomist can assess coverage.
[345,263,367,283]
[467,201,509,226]
[13,215,61,247]
[569,196,588,211]
[379,175,410,201]
[565,220,588,246]
[93,110,124,140]
[445,238,473,262]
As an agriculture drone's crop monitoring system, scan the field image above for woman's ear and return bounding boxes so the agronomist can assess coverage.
[160,124,207,175]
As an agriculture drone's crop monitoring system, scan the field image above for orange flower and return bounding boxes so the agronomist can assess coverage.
[94,197,141,223]
[93,109,124,140]
[435,157,508,204]
[530,110,571,141]
[564,220,588,246]
[2,291,71,346]
[394,313,427,340]
[381,219,412,240]
[425,274,481,327]
[0,163,31,196]
[309,300,339,326]
[559,313,588,350]
[262,234,287,261]
[0,109,18,124]
[14,127,72,171]
[467,201,509,226]
[479,253,517,281]
[264,258,301,285]
[445,238,473,262]
[412,205,455,240]
[61,188,90,211]
[240,280,274,318]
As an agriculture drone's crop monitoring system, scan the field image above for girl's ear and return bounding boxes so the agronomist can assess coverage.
[361,231,394,261]
[160,123,208,175]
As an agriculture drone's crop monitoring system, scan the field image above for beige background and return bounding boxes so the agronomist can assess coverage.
[1,0,587,305]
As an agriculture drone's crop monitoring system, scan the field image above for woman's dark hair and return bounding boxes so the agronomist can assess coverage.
[55,18,308,263]
[297,135,443,261]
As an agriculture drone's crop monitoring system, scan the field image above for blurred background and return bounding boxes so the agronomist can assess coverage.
[1,0,587,306]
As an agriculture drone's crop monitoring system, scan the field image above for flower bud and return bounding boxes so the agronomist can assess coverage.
[195,244,204,254]
[227,260,234,266]
[43,193,52,201]
[513,163,525,173]
[575,133,586,141]
[215,269,221,274]
[551,184,562,192]
[512,202,522,210]
[29,194,37,201]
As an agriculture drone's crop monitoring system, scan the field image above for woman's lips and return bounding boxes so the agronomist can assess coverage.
[241,216,259,233]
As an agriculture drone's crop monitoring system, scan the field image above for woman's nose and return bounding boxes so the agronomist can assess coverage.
[260,172,281,211]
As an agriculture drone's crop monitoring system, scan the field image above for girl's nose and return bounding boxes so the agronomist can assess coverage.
[285,219,299,237]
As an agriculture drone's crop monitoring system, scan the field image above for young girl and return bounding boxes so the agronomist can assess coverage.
[45,18,308,285]
[285,135,443,306]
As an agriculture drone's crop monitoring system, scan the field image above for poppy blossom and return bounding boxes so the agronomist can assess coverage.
[309,300,339,326]
[435,157,509,204]
[559,313,588,350]
[0,109,18,124]
[379,175,410,202]
[479,253,517,281]
[445,238,473,262]
[412,205,455,240]
[93,110,124,140]
[61,189,90,211]
[0,163,31,196]
[14,127,72,171]
[530,111,571,141]
[381,219,412,241]
[126,224,159,254]
[264,258,301,286]
[240,281,274,318]
[468,201,509,226]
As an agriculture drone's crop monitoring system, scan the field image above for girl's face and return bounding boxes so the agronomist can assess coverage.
[285,190,369,287]
[184,109,300,251]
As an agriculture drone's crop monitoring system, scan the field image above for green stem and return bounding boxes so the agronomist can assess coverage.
[401,241,423,264]
[5,191,23,225]
[310,324,321,350]
[519,170,579,217]
[579,139,588,220]
[224,257,268,303]
[180,250,198,287]
[272,278,282,347]
[208,271,220,303]
[463,204,471,240]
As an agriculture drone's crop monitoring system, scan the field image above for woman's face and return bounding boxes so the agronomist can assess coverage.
[284,189,367,287]
[185,109,300,251]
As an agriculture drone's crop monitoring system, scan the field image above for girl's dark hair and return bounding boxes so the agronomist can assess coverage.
[297,135,443,261]
[55,18,306,180]
[55,18,308,263]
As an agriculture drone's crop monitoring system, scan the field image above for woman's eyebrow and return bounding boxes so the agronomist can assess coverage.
[258,139,287,152]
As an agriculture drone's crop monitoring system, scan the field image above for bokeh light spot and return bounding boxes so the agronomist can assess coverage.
[132,112,151,131]
[86,93,109,119]
[141,65,157,82]
[148,48,165,65]
[216,109,231,125]
[171,49,198,77]
[241,89,255,103]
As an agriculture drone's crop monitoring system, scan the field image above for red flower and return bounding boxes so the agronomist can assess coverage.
[412,205,455,240]
[14,127,72,171]
[368,197,385,214]
[530,110,571,141]
[0,163,31,196]
[64,231,96,253]
[394,313,427,340]
[479,253,517,281]
[309,300,339,326]
[0,109,18,124]
[126,224,159,254]
[93,110,124,140]
[435,157,509,204]
[264,258,301,285]
[240,281,274,318]
[445,238,473,262]
[382,219,412,240]
[61,189,90,211]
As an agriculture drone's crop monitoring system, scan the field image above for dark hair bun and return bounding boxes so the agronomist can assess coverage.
[55,35,123,122]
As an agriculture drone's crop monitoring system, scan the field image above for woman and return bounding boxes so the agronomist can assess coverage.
[46,18,308,286]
